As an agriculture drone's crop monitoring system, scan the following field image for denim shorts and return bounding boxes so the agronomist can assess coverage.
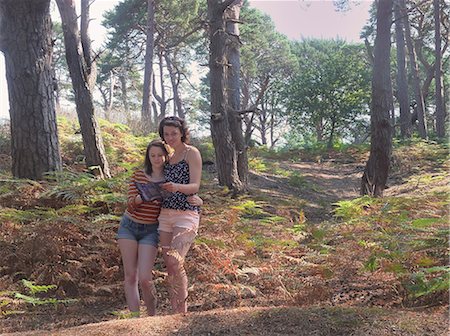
[116,215,159,246]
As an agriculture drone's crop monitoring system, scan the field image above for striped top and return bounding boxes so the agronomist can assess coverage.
[125,169,162,224]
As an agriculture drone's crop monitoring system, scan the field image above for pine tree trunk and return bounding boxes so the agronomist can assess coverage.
[56,0,110,178]
[0,0,62,180]
[434,0,446,138]
[327,117,336,149]
[208,0,243,192]
[164,53,185,119]
[141,0,155,132]
[259,109,268,146]
[394,2,411,138]
[119,70,130,121]
[225,0,248,189]
[361,0,393,197]
[401,0,427,138]
[80,0,96,89]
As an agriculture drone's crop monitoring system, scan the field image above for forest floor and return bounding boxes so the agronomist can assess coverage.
[0,142,448,335]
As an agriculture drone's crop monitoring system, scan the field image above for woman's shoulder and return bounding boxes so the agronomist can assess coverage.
[131,168,145,175]
[131,169,148,180]
[186,145,201,159]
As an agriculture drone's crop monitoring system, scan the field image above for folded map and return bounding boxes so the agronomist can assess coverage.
[134,181,172,202]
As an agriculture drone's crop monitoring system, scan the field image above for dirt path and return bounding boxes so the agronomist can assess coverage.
[250,159,363,223]
[287,161,362,200]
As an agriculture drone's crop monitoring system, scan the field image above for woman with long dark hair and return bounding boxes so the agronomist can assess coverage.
[158,116,202,314]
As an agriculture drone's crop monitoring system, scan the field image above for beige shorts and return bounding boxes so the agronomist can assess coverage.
[158,208,200,233]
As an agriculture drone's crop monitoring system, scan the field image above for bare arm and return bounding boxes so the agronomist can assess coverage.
[126,171,143,212]
[187,194,203,206]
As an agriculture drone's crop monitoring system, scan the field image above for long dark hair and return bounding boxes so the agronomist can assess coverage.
[158,116,190,144]
[144,139,169,175]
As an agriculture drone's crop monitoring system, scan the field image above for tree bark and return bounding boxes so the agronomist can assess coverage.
[394,2,412,138]
[434,0,446,138]
[164,52,185,119]
[401,0,428,138]
[316,118,324,142]
[361,0,393,197]
[152,63,167,123]
[259,108,268,146]
[208,0,243,192]
[119,69,130,122]
[225,0,248,189]
[56,0,110,178]
[0,0,62,180]
[157,50,167,121]
[80,0,96,89]
[141,0,155,132]
[327,116,336,149]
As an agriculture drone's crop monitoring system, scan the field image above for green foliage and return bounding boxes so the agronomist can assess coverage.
[364,255,379,272]
[285,39,371,146]
[239,5,297,148]
[232,200,266,218]
[288,172,307,188]
[260,215,285,224]
[406,266,450,299]
[410,218,442,229]
[99,119,159,167]
[101,0,204,121]
[0,121,11,156]
[193,139,215,164]
[248,157,268,173]
[291,223,306,234]
[280,134,370,157]
[329,184,449,303]
[232,200,288,226]
[57,116,159,170]
[1,280,76,315]
[0,208,58,224]
[21,279,56,295]
[311,227,328,241]
[42,169,128,208]
[248,146,280,159]
[56,205,95,216]
[92,214,122,225]
[408,228,449,251]
[282,136,331,153]
[249,235,299,250]
[195,237,226,248]
[333,196,376,221]
[42,170,100,202]
[111,310,141,319]
[14,293,74,306]
[391,139,450,177]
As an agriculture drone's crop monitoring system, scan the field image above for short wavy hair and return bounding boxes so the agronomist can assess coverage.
[158,116,190,144]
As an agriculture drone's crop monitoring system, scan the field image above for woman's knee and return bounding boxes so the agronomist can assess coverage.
[138,277,154,289]
[164,252,184,274]
[124,271,138,285]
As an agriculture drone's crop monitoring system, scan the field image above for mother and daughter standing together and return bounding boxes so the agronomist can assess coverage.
[116,116,203,317]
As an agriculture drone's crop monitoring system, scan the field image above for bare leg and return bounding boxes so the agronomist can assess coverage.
[118,239,140,314]
[160,228,196,314]
[137,244,158,316]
